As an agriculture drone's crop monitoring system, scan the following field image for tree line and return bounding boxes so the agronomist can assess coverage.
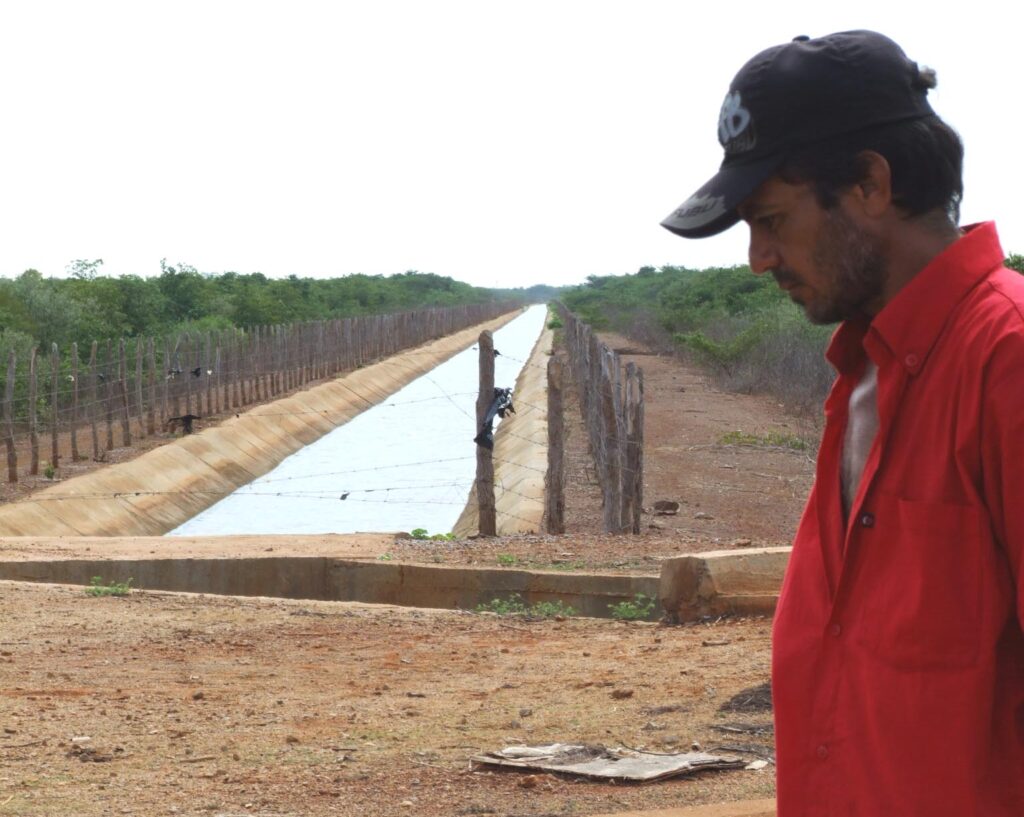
[0,260,524,356]
[562,253,1024,414]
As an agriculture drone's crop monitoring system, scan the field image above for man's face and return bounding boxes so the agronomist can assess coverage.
[738,176,887,324]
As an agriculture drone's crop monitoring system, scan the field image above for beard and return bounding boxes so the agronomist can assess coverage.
[775,208,887,325]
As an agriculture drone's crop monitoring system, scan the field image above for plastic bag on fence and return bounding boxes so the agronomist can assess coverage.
[473,387,515,450]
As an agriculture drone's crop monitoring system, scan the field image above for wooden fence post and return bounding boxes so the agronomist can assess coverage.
[89,341,100,459]
[71,343,81,460]
[623,362,644,535]
[50,343,60,472]
[119,339,131,446]
[475,330,497,536]
[104,340,115,451]
[147,338,157,436]
[4,350,17,482]
[135,339,145,435]
[545,356,565,534]
[28,346,39,475]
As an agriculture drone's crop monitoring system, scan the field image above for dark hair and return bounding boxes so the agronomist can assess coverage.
[778,115,964,225]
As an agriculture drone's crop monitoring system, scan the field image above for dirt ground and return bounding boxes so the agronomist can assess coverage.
[1,329,821,815]
[0,582,773,817]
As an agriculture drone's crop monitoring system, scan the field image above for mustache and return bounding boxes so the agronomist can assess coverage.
[771,269,801,287]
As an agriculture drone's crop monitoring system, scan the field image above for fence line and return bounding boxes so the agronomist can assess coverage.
[556,302,643,534]
[0,303,512,484]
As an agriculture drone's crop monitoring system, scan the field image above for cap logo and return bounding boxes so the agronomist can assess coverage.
[718,91,755,154]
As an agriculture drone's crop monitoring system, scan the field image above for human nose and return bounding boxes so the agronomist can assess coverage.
[748,228,781,275]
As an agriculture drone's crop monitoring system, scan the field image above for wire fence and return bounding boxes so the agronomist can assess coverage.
[0,303,512,484]
[556,302,644,534]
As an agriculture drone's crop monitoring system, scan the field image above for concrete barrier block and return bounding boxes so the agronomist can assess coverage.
[659,547,791,623]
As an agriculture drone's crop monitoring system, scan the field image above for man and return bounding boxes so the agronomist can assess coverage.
[661,31,1024,816]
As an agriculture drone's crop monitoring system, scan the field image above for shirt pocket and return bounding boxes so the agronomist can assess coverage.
[853,495,986,671]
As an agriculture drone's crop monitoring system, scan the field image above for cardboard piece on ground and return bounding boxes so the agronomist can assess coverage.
[472,743,745,782]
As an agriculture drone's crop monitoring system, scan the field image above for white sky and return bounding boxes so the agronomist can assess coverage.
[1,1,1020,289]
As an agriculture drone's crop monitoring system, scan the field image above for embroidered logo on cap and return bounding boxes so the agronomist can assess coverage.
[671,193,726,227]
[718,91,755,154]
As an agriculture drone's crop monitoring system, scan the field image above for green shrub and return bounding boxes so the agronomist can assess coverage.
[85,576,133,597]
[475,593,576,619]
[608,593,658,621]
[719,430,809,451]
[410,528,454,541]
[496,553,518,566]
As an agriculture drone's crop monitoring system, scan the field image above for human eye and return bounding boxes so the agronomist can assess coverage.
[755,212,784,235]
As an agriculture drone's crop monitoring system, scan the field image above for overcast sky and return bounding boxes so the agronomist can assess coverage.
[2,1,1019,289]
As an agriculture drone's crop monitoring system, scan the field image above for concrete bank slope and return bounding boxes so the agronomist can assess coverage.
[590,799,775,817]
[453,324,554,536]
[0,311,520,538]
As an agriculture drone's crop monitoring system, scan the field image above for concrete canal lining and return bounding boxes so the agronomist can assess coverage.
[0,310,520,538]
[453,323,554,536]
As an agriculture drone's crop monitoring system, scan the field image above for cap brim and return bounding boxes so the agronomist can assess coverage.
[660,154,783,239]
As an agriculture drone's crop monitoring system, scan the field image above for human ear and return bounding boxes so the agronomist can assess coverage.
[854,151,893,217]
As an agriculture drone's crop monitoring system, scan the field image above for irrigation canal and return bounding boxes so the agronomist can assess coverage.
[168,304,548,536]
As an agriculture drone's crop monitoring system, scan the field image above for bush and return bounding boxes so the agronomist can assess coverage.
[475,593,576,619]
[608,593,658,621]
[85,576,133,597]
[561,264,835,416]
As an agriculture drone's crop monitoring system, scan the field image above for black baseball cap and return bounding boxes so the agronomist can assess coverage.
[661,30,937,239]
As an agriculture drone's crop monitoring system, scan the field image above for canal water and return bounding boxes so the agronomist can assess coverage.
[168,304,547,536]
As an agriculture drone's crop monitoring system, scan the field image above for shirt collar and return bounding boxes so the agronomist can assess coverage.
[826,222,1006,376]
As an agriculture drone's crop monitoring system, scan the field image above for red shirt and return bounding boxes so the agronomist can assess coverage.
[773,222,1024,816]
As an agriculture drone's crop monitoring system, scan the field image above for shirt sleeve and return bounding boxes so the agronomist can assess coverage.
[981,330,1024,631]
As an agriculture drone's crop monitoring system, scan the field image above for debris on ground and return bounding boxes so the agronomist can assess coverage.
[472,743,746,782]
[718,681,773,713]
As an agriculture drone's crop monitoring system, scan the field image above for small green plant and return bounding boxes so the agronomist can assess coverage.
[546,316,563,329]
[496,553,518,567]
[719,429,808,451]
[43,462,56,479]
[528,599,578,618]
[377,553,393,561]
[410,527,455,541]
[476,594,528,615]
[85,576,133,597]
[475,593,576,619]
[608,593,658,621]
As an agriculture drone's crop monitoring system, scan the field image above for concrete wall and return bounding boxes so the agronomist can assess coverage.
[0,556,659,620]
[0,312,519,538]
[659,547,791,623]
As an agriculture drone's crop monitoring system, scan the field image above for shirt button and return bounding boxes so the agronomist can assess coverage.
[829,623,842,637]
[905,353,920,367]
[860,512,875,528]
[817,744,829,760]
